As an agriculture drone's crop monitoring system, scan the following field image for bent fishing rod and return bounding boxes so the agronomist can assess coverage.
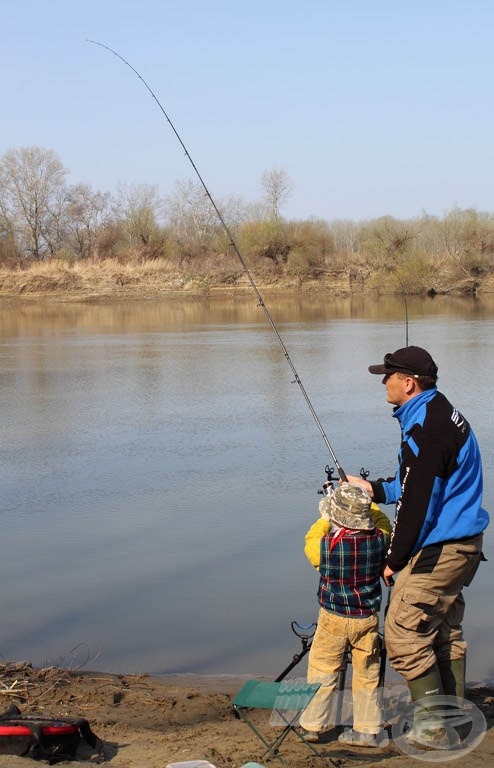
[88,39,348,483]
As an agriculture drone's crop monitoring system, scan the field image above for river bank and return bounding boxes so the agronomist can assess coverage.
[1,257,492,301]
[0,662,493,767]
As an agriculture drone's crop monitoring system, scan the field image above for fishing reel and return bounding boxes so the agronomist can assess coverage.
[318,465,370,496]
[318,465,339,497]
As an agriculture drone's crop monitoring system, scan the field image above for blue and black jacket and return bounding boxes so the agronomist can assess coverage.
[370,388,489,572]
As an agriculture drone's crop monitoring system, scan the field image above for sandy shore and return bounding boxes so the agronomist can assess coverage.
[0,662,493,767]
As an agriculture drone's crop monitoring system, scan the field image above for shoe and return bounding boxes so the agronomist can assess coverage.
[298,727,321,743]
[404,724,461,750]
[338,729,385,748]
[298,726,334,743]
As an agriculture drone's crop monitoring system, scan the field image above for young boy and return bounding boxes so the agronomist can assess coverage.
[299,482,392,747]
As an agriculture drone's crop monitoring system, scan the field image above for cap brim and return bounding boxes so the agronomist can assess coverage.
[368,364,387,374]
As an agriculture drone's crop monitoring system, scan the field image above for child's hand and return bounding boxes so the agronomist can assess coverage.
[318,497,331,521]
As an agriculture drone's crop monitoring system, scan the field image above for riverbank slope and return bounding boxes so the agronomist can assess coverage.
[1,258,492,300]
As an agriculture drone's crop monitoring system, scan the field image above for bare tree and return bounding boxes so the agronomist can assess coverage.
[442,206,494,275]
[164,179,248,261]
[360,215,417,269]
[330,219,360,255]
[115,183,164,250]
[0,147,67,259]
[65,184,112,259]
[261,167,292,226]
[166,179,217,245]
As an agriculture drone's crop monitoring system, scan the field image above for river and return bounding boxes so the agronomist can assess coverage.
[1,293,493,684]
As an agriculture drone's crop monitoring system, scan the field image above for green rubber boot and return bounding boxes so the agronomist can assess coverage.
[438,657,465,700]
[438,657,468,740]
[408,665,444,701]
[406,665,460,749]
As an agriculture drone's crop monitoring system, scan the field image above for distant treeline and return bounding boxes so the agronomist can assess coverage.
[1,146,493,295]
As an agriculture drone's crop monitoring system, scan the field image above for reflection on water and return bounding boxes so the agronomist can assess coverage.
[1,294,493,683]
[4,292,494,336]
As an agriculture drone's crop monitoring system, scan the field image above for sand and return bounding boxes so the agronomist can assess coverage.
[0,662,493,767]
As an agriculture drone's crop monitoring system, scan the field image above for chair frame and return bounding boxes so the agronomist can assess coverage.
[232,679,323,765]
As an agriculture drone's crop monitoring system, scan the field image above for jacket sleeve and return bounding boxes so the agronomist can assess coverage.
[304,518,331,569]
[370,502,392,543]
[385,423,445,572]
[370,477,398,504]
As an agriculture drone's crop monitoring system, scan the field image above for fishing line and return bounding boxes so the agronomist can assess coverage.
[88,39,347,481]
[395,276,409,347]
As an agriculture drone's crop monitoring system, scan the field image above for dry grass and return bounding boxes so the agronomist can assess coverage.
[0,255,493,299]
[0,258,187,298]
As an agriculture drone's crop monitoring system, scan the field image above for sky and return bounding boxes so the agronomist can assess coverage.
[1,0,493,222]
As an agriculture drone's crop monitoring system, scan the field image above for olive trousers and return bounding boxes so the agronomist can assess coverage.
[384,534,484,681]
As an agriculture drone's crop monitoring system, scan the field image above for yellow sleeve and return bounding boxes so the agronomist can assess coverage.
[305,505,391,569]
[304,518,331,569]
[370,502,392,543]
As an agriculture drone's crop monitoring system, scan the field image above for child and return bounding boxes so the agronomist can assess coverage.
[299,482,392,747]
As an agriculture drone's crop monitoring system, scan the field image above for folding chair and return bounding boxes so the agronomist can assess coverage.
[232,679,322,764]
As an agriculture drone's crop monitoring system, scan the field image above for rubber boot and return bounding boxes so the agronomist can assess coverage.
[438,656,469,741]
[406,665,460,749]
[438,657,465,700]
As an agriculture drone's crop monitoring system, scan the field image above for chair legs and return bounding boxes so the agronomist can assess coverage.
[232,680,324,764]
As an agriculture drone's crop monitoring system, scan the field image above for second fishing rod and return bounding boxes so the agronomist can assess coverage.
[89,40,348,485]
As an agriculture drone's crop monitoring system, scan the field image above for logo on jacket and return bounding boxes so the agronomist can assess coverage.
[451,409,467,433]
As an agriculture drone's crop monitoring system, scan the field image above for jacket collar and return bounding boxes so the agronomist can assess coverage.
[392,387,437,429]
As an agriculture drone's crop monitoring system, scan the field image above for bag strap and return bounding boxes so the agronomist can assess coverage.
[73,717,104,752]
[0,703,22,720]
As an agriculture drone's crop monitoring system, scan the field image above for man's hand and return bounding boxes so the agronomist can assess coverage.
[382,564,395,587]
[345,474,374,497]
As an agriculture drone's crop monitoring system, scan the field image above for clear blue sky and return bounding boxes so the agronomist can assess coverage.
[1,0,493,222]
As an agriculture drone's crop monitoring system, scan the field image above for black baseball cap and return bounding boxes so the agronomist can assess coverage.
[368,346,438,380]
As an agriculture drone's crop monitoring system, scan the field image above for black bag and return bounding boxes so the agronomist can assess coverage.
[0,704,104,764]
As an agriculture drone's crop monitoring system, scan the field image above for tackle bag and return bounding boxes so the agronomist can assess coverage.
[0,703,104,763]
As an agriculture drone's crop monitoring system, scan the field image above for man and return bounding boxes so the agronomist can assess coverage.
[347,345,489,747]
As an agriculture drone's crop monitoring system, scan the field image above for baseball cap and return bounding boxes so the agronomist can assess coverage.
[368,346,438,380]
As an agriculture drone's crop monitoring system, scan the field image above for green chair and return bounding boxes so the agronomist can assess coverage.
[232,679,322,764]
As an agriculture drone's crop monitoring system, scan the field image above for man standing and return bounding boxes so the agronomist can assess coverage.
[347,345,489,748]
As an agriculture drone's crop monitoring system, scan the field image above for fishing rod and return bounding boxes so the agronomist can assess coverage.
[88,40,348,482]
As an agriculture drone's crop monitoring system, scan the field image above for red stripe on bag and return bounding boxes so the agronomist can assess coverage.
[0,724,78,736]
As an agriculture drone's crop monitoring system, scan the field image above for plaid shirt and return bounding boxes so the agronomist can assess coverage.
[318,529,386,617]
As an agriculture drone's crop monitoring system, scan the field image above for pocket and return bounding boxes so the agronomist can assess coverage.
[459,549,482,587]
[394,588,442,634]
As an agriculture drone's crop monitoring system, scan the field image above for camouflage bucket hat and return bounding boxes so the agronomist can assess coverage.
[329,482,374,530]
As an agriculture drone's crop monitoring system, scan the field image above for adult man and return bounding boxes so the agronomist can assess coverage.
[347,345,489,747]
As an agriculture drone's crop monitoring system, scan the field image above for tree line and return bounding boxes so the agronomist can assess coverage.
[1,146,493,294]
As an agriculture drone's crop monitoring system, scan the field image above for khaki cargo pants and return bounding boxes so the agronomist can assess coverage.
[299,607,382,734]
[384,534,484,681]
